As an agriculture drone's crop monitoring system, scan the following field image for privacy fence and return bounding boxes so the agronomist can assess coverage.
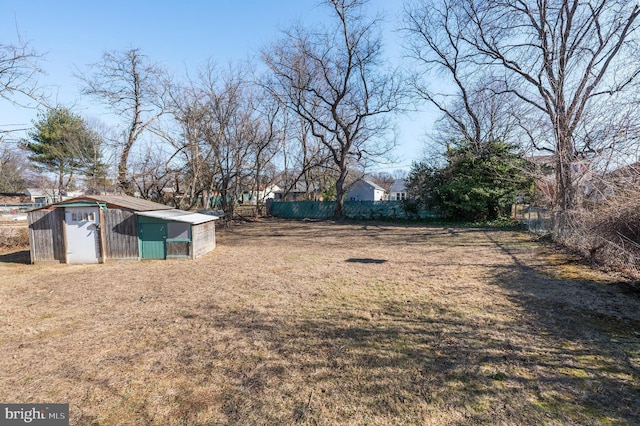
[270,200,558,231]
[513,204,554,235]
[268,200,437,220]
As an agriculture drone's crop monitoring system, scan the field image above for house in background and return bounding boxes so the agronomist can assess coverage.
[28,194,218,264]
[273,181,324,201]
[25,188,58,205]
[389,179,408,201]
[347,180,386,201]
[240,184,282,204]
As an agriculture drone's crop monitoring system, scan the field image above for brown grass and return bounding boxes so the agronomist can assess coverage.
[0,219,639,425]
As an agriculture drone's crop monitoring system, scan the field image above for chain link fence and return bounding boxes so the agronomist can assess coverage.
[0,203,43,221]
[513,203,554,235]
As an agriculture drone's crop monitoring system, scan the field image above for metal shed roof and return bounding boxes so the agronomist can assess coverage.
[80,195,174,211]
[30,194,174,212]
[136,209,219,224]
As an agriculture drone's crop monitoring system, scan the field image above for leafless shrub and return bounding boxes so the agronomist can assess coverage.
[557,194,640,278]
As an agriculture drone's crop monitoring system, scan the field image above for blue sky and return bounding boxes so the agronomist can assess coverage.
[1,0,434,171]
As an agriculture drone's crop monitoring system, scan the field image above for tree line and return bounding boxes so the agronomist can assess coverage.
[2,0,640,236]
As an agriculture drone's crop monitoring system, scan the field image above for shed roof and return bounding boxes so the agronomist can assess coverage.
[136,209,219,224]
[31,194,174,212]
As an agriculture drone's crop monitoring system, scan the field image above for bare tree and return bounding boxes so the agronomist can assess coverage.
[0,145,27,192]
[263,0,403,219]
[403,2,516,151]
[249,92,283,213]
[0,32,44,137]
[129,142,172,201]
[406,0,640,213]
[82,118,118,194]
[191,62,261,218]
[0,35,42,105]
[278,113,334,201]
[163,82,214,209]
[77,48,167,195]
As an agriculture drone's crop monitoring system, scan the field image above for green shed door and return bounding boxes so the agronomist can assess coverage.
[139,223,167,259]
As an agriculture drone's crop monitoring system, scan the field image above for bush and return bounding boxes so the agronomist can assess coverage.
[406,140,534,221]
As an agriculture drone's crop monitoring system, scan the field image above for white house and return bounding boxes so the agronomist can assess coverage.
[25,188,57,205]
[272,181,323,201]
[241,184,282,204]
[389,179,408,201]
[347,180,386,201]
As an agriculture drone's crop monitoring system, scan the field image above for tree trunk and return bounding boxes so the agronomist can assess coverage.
[556,131,577,212]
[334,167,348,220]
[117,146,133,195]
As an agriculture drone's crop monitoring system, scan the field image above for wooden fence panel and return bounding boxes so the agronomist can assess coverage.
[103,209,139,260]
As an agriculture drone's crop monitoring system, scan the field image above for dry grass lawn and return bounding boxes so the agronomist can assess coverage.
[1,219,639,425]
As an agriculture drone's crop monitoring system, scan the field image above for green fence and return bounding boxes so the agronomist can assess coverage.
[269,200,437,220]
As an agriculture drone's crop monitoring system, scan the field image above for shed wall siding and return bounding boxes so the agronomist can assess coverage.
[192,221,215,259]
[28,209,65,263]
[103,209,139,260]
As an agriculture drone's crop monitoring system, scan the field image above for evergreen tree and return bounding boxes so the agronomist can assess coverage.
[407,140,533,221]
[23,107,103,195]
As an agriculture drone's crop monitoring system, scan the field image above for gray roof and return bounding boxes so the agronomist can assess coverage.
[136,209,219,224]
[390,179,406,192]
[85,195,174,211]
[30,194,174,212]
[363,180,386,191]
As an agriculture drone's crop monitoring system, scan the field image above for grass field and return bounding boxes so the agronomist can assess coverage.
[1,219,639,425]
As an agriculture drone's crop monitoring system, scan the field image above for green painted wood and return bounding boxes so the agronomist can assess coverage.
[139,222,167,259]
[269,200,438,220]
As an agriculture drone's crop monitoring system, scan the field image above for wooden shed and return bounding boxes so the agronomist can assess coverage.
[27,195,218,264]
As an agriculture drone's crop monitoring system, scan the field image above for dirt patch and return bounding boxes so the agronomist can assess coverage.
[0,219,638,425]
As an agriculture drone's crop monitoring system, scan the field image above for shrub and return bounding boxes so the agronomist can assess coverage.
[557,198,640,277]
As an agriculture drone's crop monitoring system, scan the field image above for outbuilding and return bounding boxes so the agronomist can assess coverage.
[347,179,387,201]
[27,194,218,264]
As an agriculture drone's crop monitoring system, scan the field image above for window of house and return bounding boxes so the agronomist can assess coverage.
[167,222,190,240]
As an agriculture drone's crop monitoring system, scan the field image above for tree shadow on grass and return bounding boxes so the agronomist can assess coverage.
[173,283,640,426]
[223,219,495,251]
[481,231,640,423]
[83,222,639,425]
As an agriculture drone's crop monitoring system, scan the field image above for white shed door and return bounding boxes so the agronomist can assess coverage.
[65,207,100,263]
